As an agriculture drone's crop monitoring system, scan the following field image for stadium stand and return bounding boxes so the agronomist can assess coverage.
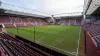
[84,19,100,37]
[0,16,82,28]
[0,16,48,27]
[4,24,15,28]
[0,32,67,56]
[56,19,81,26]
[0,16,11,24]
[0,44,9,56]
[76,19,81,25]
[70,19,75,25]
[0,32,52,56]
[83,18,100,56]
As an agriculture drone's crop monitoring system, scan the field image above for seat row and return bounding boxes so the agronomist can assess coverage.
[84,23,100,37]
[56,19,81,26]
[84,19,100,51]
[0,32,50,56]
[0,16,48,28]
[0,44,8,56]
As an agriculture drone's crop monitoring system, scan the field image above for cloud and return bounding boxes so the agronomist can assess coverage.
[42,0,84,14]
[1,0,84,15]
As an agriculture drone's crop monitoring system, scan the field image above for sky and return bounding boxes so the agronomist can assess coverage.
[0,0,84,15]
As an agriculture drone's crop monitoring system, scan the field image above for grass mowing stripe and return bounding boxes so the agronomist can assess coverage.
[36,26,80,53]
[6,25,80,56]
[37,27,69,41]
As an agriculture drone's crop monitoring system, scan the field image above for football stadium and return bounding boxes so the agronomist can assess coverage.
[0,0,100,56]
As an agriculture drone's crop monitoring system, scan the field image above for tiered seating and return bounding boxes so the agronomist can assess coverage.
[13,17,25,27]
[41,20,48,25]
[64,19,69,25]
[38,19,48,26]
[70,19,75,25]
[93,35,100,50]
[0,44,8,56]
[0,16,81,27]
[58,19,69,25]
[84,23,100,37]
[56,19,81,26]
[76,19,81,25]
[27,18,36,26]
[27,18,48,26]
[84,20,100,49]
[57,20,65,25]
[0,16,48,27]
[0,16,11,24]
[41,19,48,25]
[93,19,100,24]
[0,32,51,56]
[20,18,31,26]
[83,19,100,55]
[4,24,15,28]
[0,16,14,28]
[36,19,42,26]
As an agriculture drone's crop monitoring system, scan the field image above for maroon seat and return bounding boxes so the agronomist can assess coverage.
[76,19,81,25]
[0,16,11,24]
[0,33,46,56]
[0,45,9,56]
[4,24,15,28]
[70,19,75,25]
[0,16,48,27]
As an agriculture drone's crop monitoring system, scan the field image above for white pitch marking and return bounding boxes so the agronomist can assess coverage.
[37,31,59,41]
[76,26,81,56]
[36,26,79,56]
[37,28,67,41]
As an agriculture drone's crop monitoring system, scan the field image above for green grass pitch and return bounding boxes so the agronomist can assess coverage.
[6,25,81,55]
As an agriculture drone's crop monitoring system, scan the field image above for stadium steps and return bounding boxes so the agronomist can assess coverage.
[0,32,53,56]
[0,40,14,56]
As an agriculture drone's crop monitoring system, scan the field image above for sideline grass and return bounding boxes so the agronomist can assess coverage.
[6,25,80,55]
